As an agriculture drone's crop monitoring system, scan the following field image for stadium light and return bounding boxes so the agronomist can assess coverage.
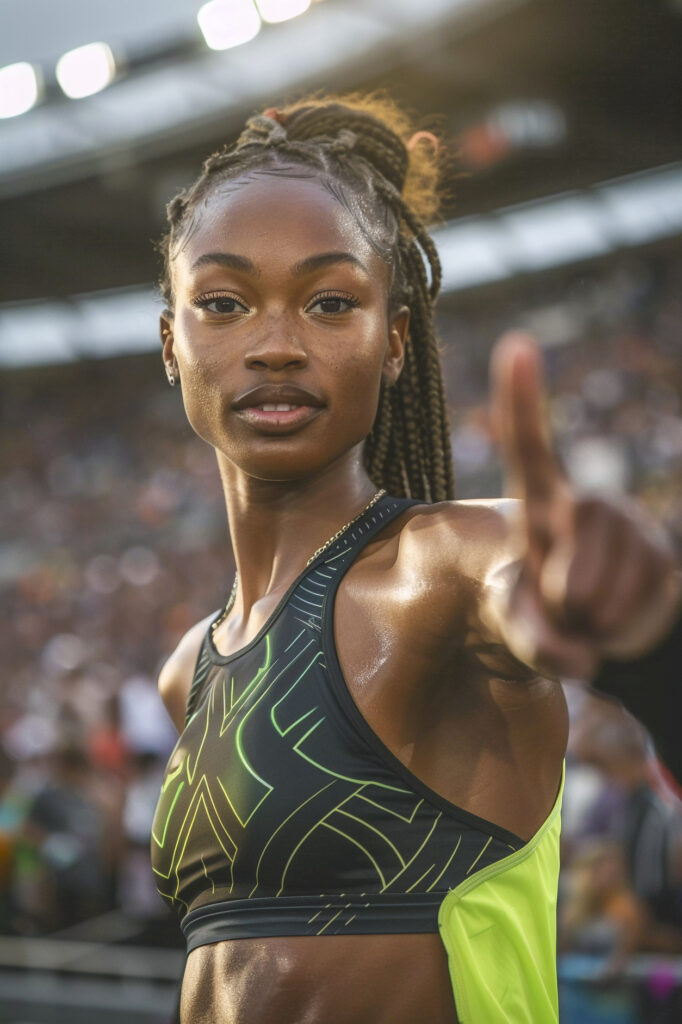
[256,0,311,23]
[56,43,116,100]
[0,62,41,118]
[197,0,262,50]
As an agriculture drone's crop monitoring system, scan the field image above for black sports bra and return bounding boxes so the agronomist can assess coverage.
[150,494,525,954]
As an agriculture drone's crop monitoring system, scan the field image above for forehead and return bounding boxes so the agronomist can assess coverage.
[174,172,381,277]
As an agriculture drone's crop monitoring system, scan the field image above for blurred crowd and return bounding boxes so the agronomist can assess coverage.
[558,688,682,1023]
[441,253,682,547]
[1,251,681,1016]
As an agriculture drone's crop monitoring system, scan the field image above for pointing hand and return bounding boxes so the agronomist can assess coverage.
[489,331,681,680]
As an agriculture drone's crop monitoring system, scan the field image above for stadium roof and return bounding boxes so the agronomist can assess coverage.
[1,0,681,365]
[2,161,680,367]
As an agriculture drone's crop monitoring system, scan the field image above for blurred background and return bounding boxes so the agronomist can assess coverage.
[1,0,681,1021]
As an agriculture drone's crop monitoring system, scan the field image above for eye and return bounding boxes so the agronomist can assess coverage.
[193,293,249,315]
[306,292,359,315]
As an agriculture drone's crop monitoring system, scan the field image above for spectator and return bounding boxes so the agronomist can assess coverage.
[560,838,646,977]
[19,738,122,929]
[571,700,682,944]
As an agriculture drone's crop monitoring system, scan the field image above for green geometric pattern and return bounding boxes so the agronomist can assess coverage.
[151,499,520,930]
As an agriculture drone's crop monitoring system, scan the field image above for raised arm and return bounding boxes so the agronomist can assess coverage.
[480,331,681,683]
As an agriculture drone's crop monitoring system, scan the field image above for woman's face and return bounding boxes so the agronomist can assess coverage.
[162,172,408,483]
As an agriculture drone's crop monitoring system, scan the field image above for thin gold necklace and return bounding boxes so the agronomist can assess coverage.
[210,489,386,640]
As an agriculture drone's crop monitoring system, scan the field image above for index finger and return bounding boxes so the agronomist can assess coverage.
[490,331,561,504]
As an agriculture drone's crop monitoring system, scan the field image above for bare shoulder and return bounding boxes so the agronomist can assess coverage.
[396,497,521,584]
[356,497,523,647]
[157,612,216,733]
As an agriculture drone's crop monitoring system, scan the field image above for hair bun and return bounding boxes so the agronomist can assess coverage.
[284,103,410,194]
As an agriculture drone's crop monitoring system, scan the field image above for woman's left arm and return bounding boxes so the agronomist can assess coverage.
[480,331,681,688]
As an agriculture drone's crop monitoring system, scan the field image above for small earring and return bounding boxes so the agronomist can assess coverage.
[168,374,176,387]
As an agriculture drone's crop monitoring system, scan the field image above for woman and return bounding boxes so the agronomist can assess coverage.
[151,95,680,1023]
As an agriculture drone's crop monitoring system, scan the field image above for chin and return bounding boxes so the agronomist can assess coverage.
[227,438,369,484]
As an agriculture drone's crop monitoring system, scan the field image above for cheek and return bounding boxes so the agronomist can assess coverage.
[332,347,384,436]
[335,313,388,395]
[174,327,228,442]
[178,379,219,450]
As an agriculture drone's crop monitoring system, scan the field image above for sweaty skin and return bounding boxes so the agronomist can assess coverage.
[167,499,565,1024]
[158,173,679,1024]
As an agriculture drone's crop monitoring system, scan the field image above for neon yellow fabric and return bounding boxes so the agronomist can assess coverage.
[438,765,564,1023]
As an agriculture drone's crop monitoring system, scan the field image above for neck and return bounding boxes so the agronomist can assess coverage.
[215,448,381,620]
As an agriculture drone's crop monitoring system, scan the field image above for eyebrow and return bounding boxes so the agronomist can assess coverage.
[190,250,368,278]
[190,252,258,275]
[292,251,369,277]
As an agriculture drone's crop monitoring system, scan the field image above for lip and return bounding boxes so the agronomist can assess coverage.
[232,383,324,411]
[236,405,323,433]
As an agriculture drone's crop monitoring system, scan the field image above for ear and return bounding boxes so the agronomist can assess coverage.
[383,306,409,386]
[160,312,177,377]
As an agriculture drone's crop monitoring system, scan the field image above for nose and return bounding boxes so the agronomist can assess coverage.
[244,328,308,372]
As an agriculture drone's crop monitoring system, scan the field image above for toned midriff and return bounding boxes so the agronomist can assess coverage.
[181,933,459,1024]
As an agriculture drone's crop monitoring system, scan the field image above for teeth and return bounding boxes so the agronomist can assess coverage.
[259,403,300,411]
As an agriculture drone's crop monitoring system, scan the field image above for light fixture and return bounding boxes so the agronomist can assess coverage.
[197,0,262,50]
[56,42,116,100]
[256,0,311,23]
[0,62,41,118]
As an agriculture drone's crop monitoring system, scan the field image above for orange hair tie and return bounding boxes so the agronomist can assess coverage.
[263,107,288,125]
[407,130,440,153]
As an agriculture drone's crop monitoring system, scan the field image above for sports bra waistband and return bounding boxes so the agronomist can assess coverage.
[181,893,444,952]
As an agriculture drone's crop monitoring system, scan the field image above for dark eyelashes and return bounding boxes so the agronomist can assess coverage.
[307,290,360,310]
[191,289,361,313]
[191,291,245,312]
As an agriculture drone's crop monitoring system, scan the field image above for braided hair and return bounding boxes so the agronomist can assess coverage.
[158,94,454,502]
